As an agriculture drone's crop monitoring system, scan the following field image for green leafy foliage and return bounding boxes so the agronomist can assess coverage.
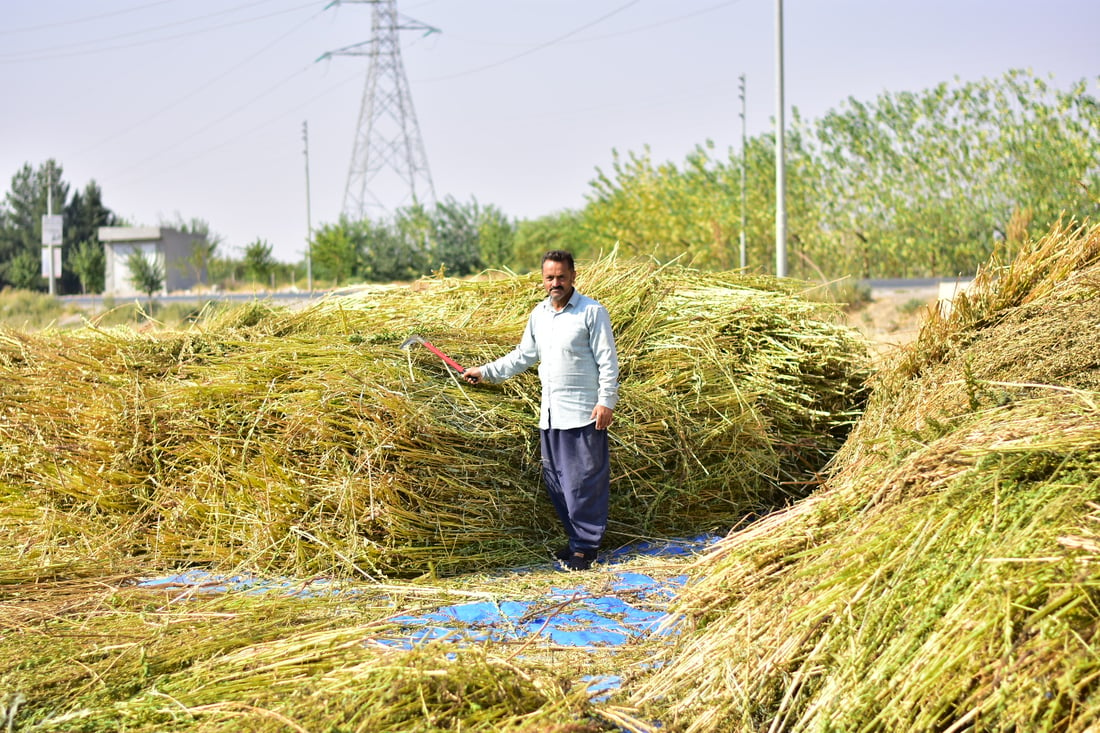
[311,217,366,285]
[475,202,515,270]
[584,129,826,274]
[125,249,164,302]
[68,239,105,294]
[2,71,1093,291]
[243,238,276,286]
[0,161,118,293]
[428,196,483,276]
[0,162,64,291]
[310,197,518,282]
[582,70,1100,280]
[513,210,591,272]
[63,181,117,292]
[807,70,1100,277]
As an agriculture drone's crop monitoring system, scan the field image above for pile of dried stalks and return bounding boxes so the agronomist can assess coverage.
[0,257,869,581]
[626,220,1100,731]
[0,575,608,732]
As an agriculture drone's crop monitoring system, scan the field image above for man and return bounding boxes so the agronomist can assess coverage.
[463,250,619,571]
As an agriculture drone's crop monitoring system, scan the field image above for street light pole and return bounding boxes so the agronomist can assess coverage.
[775,0,787,278]
[47,161,56,296]
[739,73,747,270]
[303,121,314,293]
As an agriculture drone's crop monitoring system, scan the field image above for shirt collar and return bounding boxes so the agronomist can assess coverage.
[542,288,579,312]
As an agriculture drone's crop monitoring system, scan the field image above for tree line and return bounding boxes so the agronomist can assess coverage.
[2,69,1096,295]
[583,69,1099,279]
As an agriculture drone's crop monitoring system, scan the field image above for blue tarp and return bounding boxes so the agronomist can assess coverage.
[380,569,681,648]
[138,534,721,651]
[138,534,719,707]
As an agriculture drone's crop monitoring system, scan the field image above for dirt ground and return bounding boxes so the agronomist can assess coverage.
[841,283,944,358]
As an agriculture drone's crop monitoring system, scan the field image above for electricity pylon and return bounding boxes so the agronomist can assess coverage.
[320,0,438,221]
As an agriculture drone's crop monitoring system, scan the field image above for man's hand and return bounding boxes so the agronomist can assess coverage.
[463,366,483,385]
[591,404,614,430]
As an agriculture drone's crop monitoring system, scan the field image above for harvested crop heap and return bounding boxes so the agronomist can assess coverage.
[0,258,870,581]
[628,221,1100,731]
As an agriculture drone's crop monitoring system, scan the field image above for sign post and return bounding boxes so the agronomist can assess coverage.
[41,214,63,295]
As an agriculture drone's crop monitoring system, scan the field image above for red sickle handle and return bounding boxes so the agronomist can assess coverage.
[420,340,466,374]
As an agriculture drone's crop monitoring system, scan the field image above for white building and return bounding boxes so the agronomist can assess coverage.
[99,227,206,297]
[936,278,975,317]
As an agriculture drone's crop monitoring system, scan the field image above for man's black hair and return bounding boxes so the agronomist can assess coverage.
[542,250,575,271]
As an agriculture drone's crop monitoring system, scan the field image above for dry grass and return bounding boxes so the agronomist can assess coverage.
[0,257,870,582]
[623,220,1100,731]
[0,576,608,731]
[5,222,1099,731]
[0,256,873,731]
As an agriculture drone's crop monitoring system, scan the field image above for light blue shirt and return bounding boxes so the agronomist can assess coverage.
[480,289,619,430]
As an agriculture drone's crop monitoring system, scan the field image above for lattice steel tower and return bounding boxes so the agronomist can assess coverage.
[321,0,438,221]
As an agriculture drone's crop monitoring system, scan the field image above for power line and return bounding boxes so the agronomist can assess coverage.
[71,6,326,158]
[103,62,318,182]
[563,0,749,43]
[0,0,313,64]
[418,0,642,83]
[443,0,746,48]
[0,0,181,36]
[109,68,364,188]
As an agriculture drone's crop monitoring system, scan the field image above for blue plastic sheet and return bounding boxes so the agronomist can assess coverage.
[137,570,341,598]
[380,570,675,649]
[138,534,721,650]
[137,534,720,708]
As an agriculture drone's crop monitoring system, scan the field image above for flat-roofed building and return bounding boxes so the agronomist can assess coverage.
[99,226,206,297]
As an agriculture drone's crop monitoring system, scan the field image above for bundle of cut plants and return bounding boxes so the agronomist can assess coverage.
[0,581,601,732]
[0,257,870,580]
[623,220,1100,732]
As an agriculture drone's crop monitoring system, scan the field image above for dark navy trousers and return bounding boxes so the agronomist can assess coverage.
[539,422,609,553]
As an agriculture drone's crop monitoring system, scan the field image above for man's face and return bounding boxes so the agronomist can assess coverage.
[542,259,575,307]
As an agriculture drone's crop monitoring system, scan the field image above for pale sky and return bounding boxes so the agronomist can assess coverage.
[3,0,1098,263]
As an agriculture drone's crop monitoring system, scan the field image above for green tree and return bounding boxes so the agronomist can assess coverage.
[69,238,105,294]
[513,210,590,271]
[126,249,164,307]
[428,196,482,277]
[583,134,822,275]
[3,251,42,290]
[804,69,1100,277]
[394,204,434,275]
[163,215,221,286]
[66,181,116,245]
[63,180,116,294]
[0,162,119,293]
[742,122,828,280]
[582,70,1098,280]
[0,160,69,291]
[311,218,362,285]
[361,218,421,282]
[476,204,516,271]
[185,239,218,287]
[243,238,276,287]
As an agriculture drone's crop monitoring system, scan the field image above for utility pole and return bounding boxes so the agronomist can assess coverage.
[739,73,747,271]
[774,0,787,278]
[42,161,62,296]
[47,162,55,295]
[321,0,438,221]
[302,120,313,293]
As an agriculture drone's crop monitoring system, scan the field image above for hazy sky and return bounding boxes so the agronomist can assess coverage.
[4,0,1098,263]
